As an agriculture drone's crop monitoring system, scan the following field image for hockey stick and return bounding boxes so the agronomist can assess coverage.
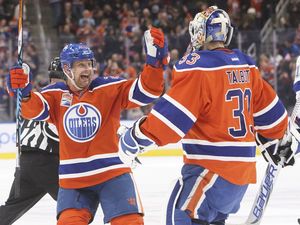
[14,0,24,198]
[228,56,300,225]
[227,163,281,225]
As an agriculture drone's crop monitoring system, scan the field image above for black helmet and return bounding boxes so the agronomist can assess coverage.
[48,57,66,80]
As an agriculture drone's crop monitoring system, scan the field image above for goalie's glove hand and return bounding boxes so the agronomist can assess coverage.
[118,117,156,168]
[277,120,300,167]
[256,133,281,166]
[144,27,169,69]
[277,135,294,167]
[7,63,32,98]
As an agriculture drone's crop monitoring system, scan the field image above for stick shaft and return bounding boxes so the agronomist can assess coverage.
[14,0,24,198]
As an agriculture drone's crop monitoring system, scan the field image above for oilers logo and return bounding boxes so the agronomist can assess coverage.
[63,103,101,142]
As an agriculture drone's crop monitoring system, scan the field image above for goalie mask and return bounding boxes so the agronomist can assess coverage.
[189,6,233,50]
[60,43,95,90]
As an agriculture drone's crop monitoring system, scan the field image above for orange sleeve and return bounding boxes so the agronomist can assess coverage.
[252,68,288,139]
[120,65,164,109]
[21,91,53,122]
[141,70,204,145]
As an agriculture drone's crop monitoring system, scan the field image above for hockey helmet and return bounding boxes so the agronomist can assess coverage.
[60,43,95,67]
[189,6,233,50]
[48,56,66,80]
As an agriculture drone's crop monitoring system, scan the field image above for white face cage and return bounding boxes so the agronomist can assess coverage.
[189,6,233,50]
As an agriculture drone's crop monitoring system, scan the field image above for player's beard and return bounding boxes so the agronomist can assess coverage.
[76,74,91,88]
[74,69,94,90]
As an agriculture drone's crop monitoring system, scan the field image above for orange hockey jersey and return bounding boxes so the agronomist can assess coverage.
[21,65,164,188]
[141,49,288,185]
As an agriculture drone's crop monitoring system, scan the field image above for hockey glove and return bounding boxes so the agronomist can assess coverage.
[277,119,300,166]
[255,133,281,166]
[144,27,169,69]
[118,117,156,168]
[7,63,32,98]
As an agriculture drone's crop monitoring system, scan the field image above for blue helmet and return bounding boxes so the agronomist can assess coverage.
[189,6,233,50]
[60,43,95,66]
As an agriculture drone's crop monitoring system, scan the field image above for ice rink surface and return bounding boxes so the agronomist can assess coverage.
[0,156,299,225]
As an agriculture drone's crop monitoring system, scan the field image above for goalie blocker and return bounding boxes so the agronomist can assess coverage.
[255,113,300,167]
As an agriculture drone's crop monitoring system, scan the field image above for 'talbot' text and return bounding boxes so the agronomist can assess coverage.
[227,69,250,84]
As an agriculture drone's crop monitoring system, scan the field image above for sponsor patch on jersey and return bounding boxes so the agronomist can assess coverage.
[63,103,101,142]
[61,93,73,107]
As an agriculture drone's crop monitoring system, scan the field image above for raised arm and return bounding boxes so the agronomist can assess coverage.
[7,64,51,121]
[120,27,169,108]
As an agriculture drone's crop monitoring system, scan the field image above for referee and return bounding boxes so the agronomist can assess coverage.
[0,57,65,225]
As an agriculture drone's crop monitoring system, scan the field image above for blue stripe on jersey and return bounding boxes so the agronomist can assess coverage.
[59,157,123,175]
[254,100,285,127]
[89,76,125,90]
[41,82,68,92]
[131,79,156,104]
[182,143,256,158]
[154,97,194,134]
[175,49,255,70]
[33,101,49,121]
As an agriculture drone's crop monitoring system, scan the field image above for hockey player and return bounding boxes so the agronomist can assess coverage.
[118,6,298,225]
[0,56,65,225]
[6,27,168,225]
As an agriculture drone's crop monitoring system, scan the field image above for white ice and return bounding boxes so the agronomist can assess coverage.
[0,156,299,225]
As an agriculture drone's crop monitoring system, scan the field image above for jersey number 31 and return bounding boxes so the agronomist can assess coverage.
[226,88,252,138]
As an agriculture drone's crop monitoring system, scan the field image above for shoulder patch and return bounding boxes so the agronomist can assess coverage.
[60,93,73,107]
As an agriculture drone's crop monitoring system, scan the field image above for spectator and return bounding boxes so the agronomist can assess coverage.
[78,9,95,27]
[49,0,64,29]
[0,74,9,122]
[103,61,125,77]
[259,54,275,87]
[71,0,84,22]
[59,23,76,48]
[63,1,74,26]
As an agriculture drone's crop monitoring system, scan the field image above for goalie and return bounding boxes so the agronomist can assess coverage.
[118,6,300,225]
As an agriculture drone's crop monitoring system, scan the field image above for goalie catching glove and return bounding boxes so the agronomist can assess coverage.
[6,63,32,98]
[118,117,157,168]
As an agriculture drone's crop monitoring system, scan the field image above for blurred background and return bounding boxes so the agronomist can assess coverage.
[0,0,300,122]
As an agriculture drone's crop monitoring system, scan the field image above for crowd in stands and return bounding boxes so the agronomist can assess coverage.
[0,0,41,122]
[1,0,300,122]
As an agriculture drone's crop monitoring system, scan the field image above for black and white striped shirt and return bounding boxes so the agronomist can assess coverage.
[20,118,59,155]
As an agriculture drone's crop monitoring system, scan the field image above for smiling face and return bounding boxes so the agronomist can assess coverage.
[67,59,94,90]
